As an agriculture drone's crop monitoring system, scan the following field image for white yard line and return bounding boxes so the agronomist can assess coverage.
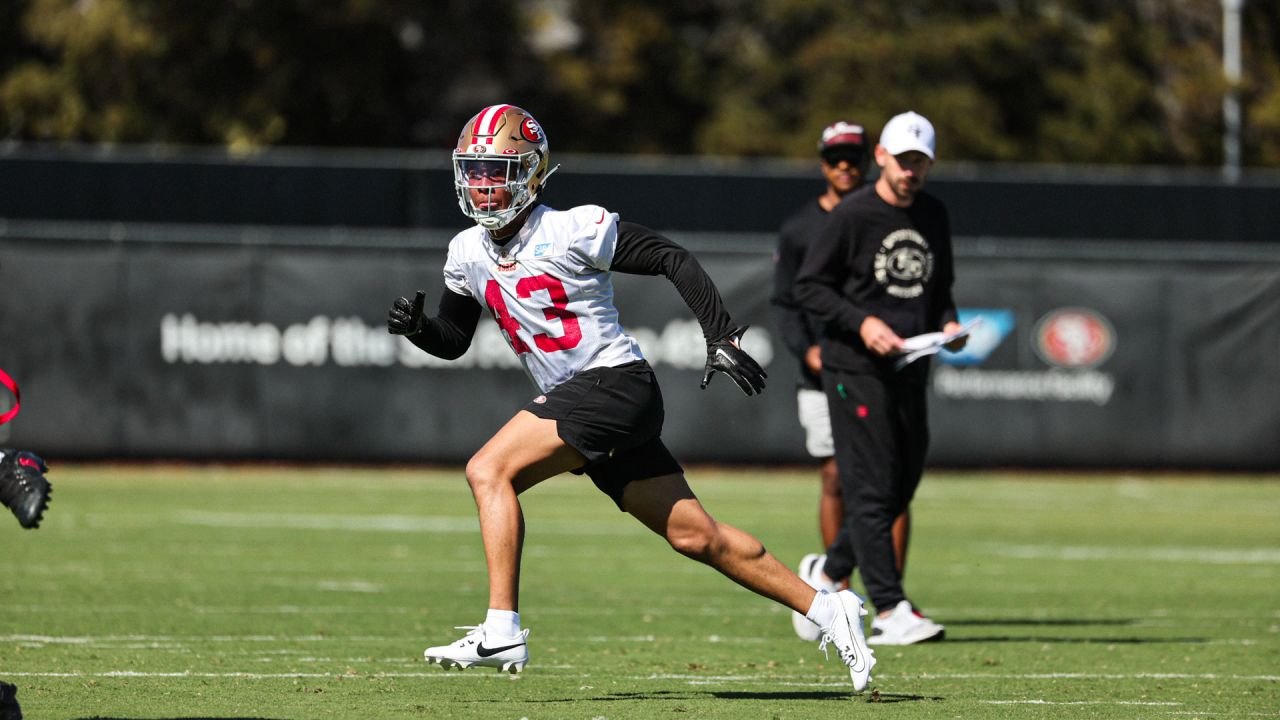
[8,604,1273,621]
[984,542,1280,565]
[2,671,468,679]
[4,631,1273,650]
[3,669,1275,688]
[172,510,645,536]
[5,666,580,679]
[0,634,417,644]
[982,700,1181,706]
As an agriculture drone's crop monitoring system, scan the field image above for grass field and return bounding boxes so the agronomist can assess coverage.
[1,464,1277,719]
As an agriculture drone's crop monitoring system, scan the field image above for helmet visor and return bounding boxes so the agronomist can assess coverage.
[458,159,513,187]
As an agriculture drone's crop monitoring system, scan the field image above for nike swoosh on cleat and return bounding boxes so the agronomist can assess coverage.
[841,612,868,672]
[845,639,866,669]
[476,642,525,658]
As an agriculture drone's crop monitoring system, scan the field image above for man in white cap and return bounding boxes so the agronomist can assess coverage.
[771,122,912,642]
[793,111,966,646]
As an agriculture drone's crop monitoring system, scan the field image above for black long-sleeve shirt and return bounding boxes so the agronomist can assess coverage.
[406,220,734,359]
[794,185,957,378]
[772,198,830,391]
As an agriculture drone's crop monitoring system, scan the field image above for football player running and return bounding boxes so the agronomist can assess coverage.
[388,105,875,692]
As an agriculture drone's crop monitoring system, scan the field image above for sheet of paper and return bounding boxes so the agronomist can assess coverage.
[893,318,982,370]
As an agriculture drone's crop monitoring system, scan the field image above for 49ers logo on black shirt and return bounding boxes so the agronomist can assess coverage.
[873,229,933,298]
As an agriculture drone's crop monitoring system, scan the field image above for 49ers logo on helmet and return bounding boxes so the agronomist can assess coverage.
[520,118,543,143]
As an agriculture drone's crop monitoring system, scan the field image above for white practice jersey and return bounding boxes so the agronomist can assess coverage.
[443,204,645,393]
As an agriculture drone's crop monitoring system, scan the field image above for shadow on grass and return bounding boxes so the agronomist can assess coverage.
[944,617,1140,627]
[78,717,288,720]
[471,689,944,704]
[710,691,942,704]
[943,636,1205,644]
[921,617,1206,644]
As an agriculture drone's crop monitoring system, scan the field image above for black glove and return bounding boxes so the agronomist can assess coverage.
[387,291,426,336]
[700,325,767,396]
[0,449,51,529]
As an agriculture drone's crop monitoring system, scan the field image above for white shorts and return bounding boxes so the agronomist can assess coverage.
[797,387,834,459]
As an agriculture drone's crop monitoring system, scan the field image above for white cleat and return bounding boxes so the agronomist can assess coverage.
[791,554,837,642]
[868,600,946,646]
[424,625,530,674]
[818,589,876,693]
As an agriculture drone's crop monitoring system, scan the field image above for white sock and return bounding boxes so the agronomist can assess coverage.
[805,590,838,630]
[484,609,521,638]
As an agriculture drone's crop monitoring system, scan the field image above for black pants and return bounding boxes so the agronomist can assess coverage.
[821,368,929,612]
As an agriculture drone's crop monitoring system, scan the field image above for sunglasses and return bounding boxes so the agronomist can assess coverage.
[822,149,867,167]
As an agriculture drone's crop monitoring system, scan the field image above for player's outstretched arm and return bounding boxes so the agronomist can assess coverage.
[0,448,51,529]
[701,325,767,396]
[610,222,767,396]
[387,288,481,360]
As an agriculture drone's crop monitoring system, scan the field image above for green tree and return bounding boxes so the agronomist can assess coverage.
[0,0,536,150]
[690,1,1276,165]
[1,0,1277,166]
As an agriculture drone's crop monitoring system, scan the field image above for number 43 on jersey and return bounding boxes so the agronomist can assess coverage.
[484,275,581,354]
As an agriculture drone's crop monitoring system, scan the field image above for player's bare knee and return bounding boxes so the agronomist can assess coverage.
[668,530,713,561]
[666,519,719,561]
[464,453,509,496]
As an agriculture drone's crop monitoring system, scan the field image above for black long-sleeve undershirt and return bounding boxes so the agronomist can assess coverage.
[407,220,734,359]
[611,221,734,342]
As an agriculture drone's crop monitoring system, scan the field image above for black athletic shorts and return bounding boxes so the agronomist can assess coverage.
[524,359,683,510]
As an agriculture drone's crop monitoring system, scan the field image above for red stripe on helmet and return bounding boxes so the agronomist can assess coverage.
[471,104,513,140]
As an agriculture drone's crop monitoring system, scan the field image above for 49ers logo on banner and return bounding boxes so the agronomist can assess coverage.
[1034,307,1115,369]
[520,118,543,143]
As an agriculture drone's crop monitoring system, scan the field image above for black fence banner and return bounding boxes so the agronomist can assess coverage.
[2,235,1278,469]
[930,249,1280,469]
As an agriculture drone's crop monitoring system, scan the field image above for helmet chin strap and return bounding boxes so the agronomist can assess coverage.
[480,198,543,239]
[473,176,535,231]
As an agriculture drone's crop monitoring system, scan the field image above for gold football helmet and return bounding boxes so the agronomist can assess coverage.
[453,104,559,230]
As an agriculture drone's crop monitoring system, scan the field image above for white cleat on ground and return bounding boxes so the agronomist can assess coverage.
[818,589,876,692]
[792,553,838,642]
[424,625,529,674]
[868,600,946,645]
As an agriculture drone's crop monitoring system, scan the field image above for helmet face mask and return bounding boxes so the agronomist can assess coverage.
[453,105,558,231]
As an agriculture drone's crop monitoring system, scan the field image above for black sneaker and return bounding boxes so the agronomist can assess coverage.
[0,680,22,720]
[0,449,51,529]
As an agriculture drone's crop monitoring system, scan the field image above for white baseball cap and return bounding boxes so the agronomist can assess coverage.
[878,111,936,160]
